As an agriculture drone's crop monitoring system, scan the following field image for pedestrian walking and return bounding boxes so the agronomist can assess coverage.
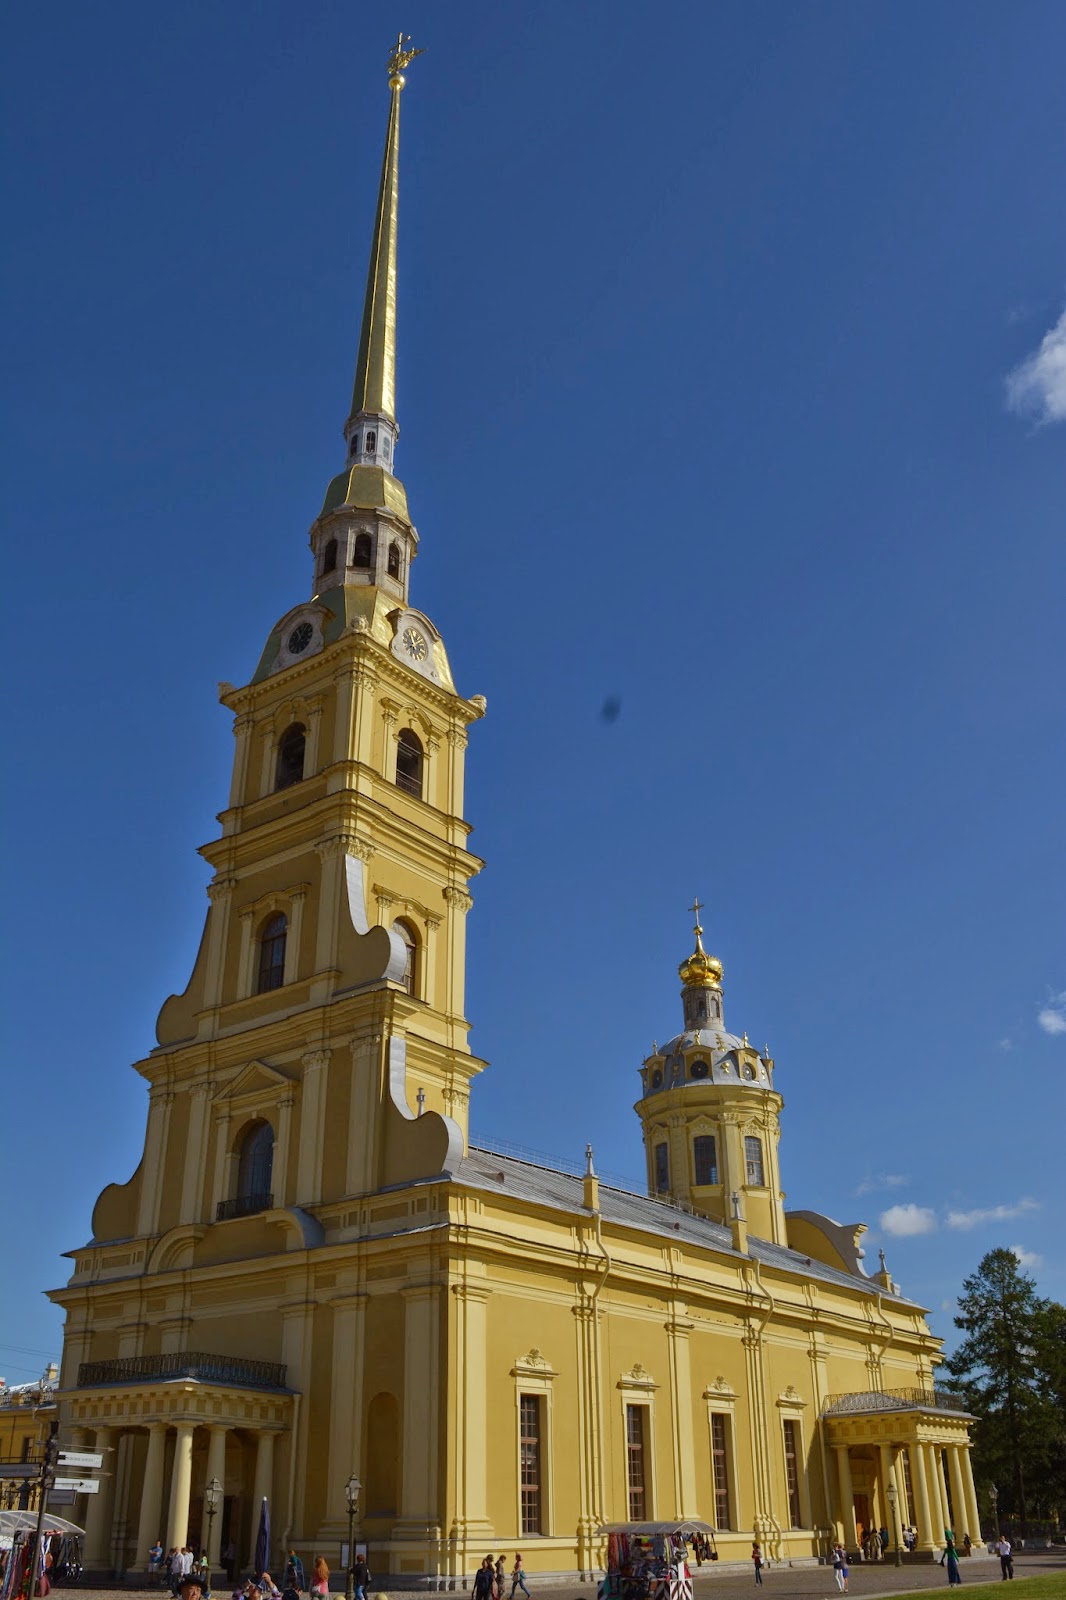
[150,1542,164,1577]
[285,1554,305,1593]
[941,1532,962,1587]
[310,1558,330,1599]
[751,1543,763,1586]
[995,1536,1013,1580]
[495,1558,506,1598]
[353,1556,370,1600]
[510,1556,530,1600]
[831,1543,849,1593]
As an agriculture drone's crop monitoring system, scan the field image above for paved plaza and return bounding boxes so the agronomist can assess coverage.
[75,1550,1066,1600]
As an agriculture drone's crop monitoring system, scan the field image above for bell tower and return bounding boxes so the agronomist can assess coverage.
[135,33,485,1233]
[634,906,787,1244]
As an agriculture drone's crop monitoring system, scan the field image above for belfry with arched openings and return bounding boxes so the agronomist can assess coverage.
[51,40,982,1587]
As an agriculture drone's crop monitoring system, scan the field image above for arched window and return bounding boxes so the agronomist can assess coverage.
[257,912,288,993]
[275,723,306,790]
[392,918,419,995]
[395,728,424,798]
[349,434,359,456]
[236,1119,274,1208]
[654,1142,670,1193]
[365,429,377,452]
[744,1135,765,1186]
[387,541,401,579]
[352,531,373,569]
[322,537,338,574]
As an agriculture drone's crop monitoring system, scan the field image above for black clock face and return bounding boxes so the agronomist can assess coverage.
[287,622,313,655]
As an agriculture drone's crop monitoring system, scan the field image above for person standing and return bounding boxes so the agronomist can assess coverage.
[510,1556,530,1600]
[495,1558,506,1598]
[309,1558,330,1600]
[285,1554,305,1592]
[995,1536,1013,1580]
[751,1543,763,1587]
[353,1555,370,1600]
[150,1542,164,1578]
[473,1558,495,1600]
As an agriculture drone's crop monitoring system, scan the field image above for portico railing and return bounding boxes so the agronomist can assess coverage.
[77,1352,287,1390]
[822,1386,967,1415]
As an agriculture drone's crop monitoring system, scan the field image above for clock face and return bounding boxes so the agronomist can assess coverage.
[287,622,313,655]
[402,626,428,661]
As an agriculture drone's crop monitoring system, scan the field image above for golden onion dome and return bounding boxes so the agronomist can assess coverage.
[678,919,723,988]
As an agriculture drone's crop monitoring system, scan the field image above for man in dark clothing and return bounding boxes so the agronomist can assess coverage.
[353,1558,370,1600]
[473,1559,495,1600]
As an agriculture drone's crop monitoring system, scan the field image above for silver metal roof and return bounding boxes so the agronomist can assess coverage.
[457,1147,922,1306]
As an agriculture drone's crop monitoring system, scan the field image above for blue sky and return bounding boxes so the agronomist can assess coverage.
[2,1,1064,1382]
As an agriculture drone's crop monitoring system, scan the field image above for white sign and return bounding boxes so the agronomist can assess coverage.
[53,1477,100,1494]
[57,1452,104,1470]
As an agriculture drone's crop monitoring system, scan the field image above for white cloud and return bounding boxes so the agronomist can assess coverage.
[997,1037,1015,1052]
[1038,990,1066,1035]
[1006,307,1066,424]
[857,1172,908,1196]
[1010,1245,1043,1270]
[880,1203,937,1237]
[946,1198,1040,1230]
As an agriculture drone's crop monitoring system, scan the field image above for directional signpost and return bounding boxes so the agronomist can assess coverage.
[53,1477,100,1494]
[56,1452,103,1471]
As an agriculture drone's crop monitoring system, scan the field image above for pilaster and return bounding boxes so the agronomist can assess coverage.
[296,1049,331,1206]
[664,1311,699,1518]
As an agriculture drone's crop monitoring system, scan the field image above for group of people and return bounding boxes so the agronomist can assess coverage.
[473,1554,531,1600]
[144,1544,337,1600]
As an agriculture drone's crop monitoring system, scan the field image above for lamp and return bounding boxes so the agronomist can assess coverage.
[344,1474,362,1600]
[204,1476,223,1591]
[886,1478,902,1567]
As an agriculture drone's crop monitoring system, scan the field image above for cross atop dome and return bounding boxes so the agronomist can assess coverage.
[678,897,723,990]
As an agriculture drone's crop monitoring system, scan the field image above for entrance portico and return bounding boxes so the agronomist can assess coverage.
[64,1355,293,1575]
[824,1388,980,1555]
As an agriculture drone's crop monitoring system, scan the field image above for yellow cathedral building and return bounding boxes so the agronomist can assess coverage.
[51,40,983,1585]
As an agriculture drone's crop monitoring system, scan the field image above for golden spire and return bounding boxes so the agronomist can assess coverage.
[678,896,723,988]
[349,34,424,428]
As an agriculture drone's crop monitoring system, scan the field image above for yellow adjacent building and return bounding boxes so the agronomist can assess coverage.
[50,42,982,1584]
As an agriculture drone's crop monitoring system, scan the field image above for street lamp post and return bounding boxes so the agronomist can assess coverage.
[886,1479,903,1567]
[204,1477,222,1594]
[344,1475,362,1600]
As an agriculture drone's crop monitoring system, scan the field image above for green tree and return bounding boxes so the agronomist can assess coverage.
[943,1248,1057,1532]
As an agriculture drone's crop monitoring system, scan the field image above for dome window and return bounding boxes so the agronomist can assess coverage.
[693,1134,718,1186]
[322,537,338,574]
[275,723,306,790]
[366,429,377,452]
[654,1143,669,1193]
[387,541,401,579]
[352,531,373,568]
[689,1058,709,1079]
[744,1135,764,1186]
[651,1068,663,1089]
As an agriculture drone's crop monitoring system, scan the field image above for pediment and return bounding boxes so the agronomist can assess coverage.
[216,1059,294,1107]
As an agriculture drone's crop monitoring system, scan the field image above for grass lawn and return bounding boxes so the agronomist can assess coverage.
[895,1580,1066,1600]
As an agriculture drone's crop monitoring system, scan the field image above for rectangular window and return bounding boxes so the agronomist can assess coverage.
[710,1413,731,1529]
[626,1404,647,1520]
[744,1135,764,1185]
[519,1394,542,1536]
[654,1143,670,1193]
[693,1135,718,1186]
[782,1419,802,1528]
[901,1448,916,1527]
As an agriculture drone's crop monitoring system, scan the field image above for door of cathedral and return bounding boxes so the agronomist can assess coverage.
[854,1495,869,1543]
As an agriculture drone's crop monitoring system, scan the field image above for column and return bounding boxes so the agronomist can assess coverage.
[296,1049,330,1205]
[284,888,307,985]
[179,1085,212,1224]
[451,1282,494,1545]
[665,1313,699,1518]
[272,1093,294,1208]
[166,1424,195,1551]
[210,1109,231,1218]
[134,1425,168,1574]
[878,1442,895,1531]
[83,1426,116,1568]
[947,1446,970,1539]
[136,1091,174,1236]
[910,1443,935,1552]
[237,908,257,999]
[305,704,323,775]
[248,1432,276,1568]
[259,725,277,798]
[923,1443,946,1542]
[325,1295,368,1528]
[833,1445,854,1546]
[227,714,254,808]
[960,1445,983,1544]
[203,1425,228,1566]
[934,1446,951,1537]
[397,1285,440,1533]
